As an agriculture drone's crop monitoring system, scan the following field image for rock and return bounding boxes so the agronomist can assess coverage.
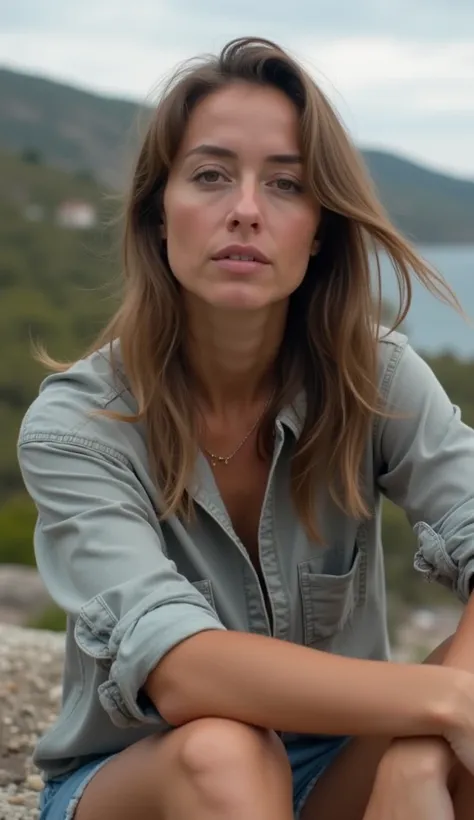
[0,624,65,819]
[24,778,42,794]
[7,796,27,806]
[0,771,12,788]
[48,687,62,704]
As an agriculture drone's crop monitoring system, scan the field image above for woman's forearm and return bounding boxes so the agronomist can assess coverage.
[146,629,466,737]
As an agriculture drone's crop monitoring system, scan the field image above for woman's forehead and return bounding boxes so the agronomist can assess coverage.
[177,83,302,161]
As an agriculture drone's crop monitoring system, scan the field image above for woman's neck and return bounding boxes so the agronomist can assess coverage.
[184,298,287,413]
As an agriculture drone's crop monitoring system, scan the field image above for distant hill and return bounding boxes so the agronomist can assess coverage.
[0,68,142,189]
[364,150,474,244]
[1,66,474,243]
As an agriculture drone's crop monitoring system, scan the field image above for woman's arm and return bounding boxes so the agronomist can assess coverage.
[146,628,472,741]
[370,336,474,782]
[17,437,226,729]
[375,338,474,603]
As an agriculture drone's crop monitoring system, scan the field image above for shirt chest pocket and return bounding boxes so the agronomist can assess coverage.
[298,546,363,646]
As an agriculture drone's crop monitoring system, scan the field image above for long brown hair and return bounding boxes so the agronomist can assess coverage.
[40,37,460,541]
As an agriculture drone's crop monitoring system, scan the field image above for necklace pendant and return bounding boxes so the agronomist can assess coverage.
[204,387,274,470]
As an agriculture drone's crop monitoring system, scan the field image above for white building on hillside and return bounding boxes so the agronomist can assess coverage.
[56,200,97,229]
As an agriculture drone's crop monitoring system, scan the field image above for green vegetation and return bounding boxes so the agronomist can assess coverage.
[27,604,67,632]
[0,147,471,632]
[0,149,119,503]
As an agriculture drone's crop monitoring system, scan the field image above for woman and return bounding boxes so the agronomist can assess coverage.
[18,36,474,820]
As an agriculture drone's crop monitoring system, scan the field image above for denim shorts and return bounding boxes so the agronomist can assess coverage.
[38,733,350,820]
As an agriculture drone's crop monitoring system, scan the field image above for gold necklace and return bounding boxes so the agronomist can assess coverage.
[204,391,274,467]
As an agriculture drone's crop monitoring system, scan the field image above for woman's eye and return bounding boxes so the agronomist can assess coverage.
[193,170,225,184]
[272,178,302,193]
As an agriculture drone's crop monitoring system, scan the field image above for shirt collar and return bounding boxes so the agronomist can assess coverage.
[277,391,306,439]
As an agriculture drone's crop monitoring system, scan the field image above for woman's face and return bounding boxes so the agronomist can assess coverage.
[163,81,321,312]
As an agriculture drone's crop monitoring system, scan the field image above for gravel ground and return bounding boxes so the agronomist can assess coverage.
[0,625,65,820]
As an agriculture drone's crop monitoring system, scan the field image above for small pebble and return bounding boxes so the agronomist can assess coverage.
[25,775,43,792]
[49,686,62,703]
[7,794,26,805]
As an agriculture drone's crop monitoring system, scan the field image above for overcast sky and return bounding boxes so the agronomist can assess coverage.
[1,0,473,177]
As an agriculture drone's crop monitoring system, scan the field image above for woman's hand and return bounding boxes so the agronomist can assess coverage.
[363,738,455,820]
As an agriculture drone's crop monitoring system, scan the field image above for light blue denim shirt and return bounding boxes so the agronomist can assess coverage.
[17,329,474,779]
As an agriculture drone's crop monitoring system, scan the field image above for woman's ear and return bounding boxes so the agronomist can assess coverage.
[310,238,320,256]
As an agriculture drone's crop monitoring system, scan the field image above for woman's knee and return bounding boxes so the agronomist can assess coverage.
[157,718,293,816]
[176,717,289,780]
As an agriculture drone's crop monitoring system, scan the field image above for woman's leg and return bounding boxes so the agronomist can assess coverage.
[75,717,294,820]
[301,635,474,820]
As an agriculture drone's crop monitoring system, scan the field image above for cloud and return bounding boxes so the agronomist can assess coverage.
[4,0,474,42]
[296,37,474,110]
[0,0,473,176]
[169,0,474,42]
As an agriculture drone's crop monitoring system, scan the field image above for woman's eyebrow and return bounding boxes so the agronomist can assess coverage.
[184,144,303,164]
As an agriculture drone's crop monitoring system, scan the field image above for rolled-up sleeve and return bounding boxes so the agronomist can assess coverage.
[376,342,474,603]
[17,437,226,727]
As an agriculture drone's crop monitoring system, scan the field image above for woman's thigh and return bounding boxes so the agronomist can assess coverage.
[300,734,390,820]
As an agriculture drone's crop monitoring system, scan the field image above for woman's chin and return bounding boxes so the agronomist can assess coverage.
[204,283,275,311]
